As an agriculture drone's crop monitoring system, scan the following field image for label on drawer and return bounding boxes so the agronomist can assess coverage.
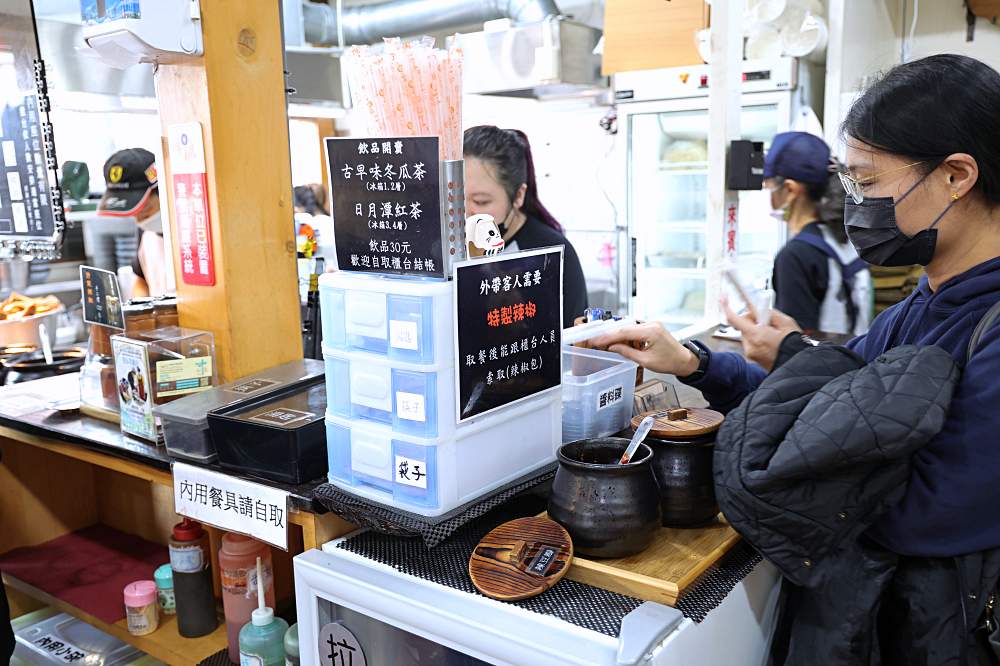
[30,633,90,663]
[395,455,428,489]
[389,319,419,350]
[596,384,625,411]
[396,391,426,422]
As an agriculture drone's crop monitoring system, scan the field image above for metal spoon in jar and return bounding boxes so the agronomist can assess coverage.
[620,415,655,465]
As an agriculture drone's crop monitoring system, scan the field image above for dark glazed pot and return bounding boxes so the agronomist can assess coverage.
[548,438,661,558]
[647,434,719,528]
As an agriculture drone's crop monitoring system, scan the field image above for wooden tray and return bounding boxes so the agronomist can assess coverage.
[543,513,741,606]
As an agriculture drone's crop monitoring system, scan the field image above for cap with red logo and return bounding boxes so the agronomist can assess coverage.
[97,148,158,217]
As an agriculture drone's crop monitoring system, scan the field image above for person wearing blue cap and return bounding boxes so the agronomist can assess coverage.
[764,131,872,335]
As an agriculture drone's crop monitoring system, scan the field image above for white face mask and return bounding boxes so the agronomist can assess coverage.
[137,211,162,234]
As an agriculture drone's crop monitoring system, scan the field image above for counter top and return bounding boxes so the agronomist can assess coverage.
[0,372,325,513]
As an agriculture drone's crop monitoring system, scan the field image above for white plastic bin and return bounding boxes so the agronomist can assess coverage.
[319,272,454,365]
[326,391,561,516]
[324,345,455,439]
[562,346,638,442]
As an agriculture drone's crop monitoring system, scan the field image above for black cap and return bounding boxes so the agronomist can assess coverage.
[97,148,158,217]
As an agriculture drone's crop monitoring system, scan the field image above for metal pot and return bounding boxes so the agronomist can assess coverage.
[548,437,661,558]
[1,347,86,385]
[633,408,723,528]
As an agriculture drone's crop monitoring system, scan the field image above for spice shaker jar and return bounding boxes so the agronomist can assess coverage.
[124,580,160,636]
[154,564,175,616]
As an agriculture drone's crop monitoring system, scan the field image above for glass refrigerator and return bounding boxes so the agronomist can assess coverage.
[612,57,823,334]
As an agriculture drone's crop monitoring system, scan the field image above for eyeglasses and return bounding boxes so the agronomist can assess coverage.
[838,161,925,204]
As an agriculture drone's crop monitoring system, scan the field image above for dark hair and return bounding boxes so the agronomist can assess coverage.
[293,184,328,216]
[463,125,562,232]
[841,53,1000,203]
[815,161,849,244]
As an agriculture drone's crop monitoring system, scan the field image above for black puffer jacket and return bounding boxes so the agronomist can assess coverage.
[715,343,1000,664]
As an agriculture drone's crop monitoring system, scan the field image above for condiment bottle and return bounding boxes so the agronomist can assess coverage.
[220,533,275,664]
[153,564,175,616]
[284,623,299,666]
[239,557,288,666]
[123,580,159,636]
[169,519,218,637]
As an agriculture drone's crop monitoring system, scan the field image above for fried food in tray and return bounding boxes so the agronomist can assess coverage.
[0,293,62,321]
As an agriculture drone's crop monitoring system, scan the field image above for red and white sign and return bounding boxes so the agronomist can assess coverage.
[725,200,738,261]
[168,123,216,286]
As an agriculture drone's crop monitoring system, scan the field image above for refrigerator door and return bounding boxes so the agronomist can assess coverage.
[618,92,792,330]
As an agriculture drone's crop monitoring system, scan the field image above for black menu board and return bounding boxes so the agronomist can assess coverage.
[326,136,443,278]
[454,247,563,422]
[80,265,124,330]
[0,0,61,248]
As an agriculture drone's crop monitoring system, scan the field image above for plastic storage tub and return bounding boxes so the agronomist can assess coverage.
[324,346,455,439]
[12,608,155,665]
[319,272,454,365]
[154,359,324,463]
[209,383,328,484]
[326,391,561,516]
[561,346,638,442]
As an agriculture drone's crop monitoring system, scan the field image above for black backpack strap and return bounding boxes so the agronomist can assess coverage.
[967,300,1000,365]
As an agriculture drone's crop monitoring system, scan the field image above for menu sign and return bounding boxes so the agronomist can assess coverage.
[80,265,124,329]
[0,94,54,239]
[326,136,444,278]
[454,248,563,422]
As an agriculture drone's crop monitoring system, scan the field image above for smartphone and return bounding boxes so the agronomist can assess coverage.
[722,269,773,327]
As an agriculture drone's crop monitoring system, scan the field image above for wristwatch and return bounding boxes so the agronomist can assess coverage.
[679,340,710,383]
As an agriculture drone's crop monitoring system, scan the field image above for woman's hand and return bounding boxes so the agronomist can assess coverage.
[722,297,801,371]
[590,322,700,376]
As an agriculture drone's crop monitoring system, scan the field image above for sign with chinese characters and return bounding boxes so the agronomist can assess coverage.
[28,633,89,663]
[596,384,625,412]
[173,462,290,549]
[725,200,738,261]
[80,265,124,329]
[0,90,57,240]
[326,136,443,278]
[319,622,368,666]
[111,335,156,442]
[168,122,216,286]
[394,455,427,489]
[454,247,563,422]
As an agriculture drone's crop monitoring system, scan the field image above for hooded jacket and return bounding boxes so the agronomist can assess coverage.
[689,256,1000,557]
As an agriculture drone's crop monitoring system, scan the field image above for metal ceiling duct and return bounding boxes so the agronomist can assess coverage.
[302,0,561,46]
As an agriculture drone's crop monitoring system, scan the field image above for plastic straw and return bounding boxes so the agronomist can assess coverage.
[344,37,464,160]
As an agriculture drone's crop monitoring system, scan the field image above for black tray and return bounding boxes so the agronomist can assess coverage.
[208,379,327,484]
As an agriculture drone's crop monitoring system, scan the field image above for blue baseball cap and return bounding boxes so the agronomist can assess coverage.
[763,132,831,184]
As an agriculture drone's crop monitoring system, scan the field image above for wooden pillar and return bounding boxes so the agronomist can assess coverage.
[154,0,301,382]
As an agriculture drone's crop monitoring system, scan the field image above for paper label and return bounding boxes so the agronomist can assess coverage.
[173,462,289,548]
[596,384,625,412]
[228,378,279,395]
[169,543,204,573]
[240,654,264,666]
[30,633,90,663]
[389,319,419,351]
[126,608,152,634]
[158,588,176,614]
[395,391,426,423]
[249,407,316,428]
[394,455,428,489]
[156,356,213,397]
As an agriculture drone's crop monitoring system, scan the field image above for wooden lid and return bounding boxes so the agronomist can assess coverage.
[631,407,724,439]
[469,517,573,601]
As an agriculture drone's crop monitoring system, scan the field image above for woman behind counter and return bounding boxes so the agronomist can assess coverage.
[464,125,588,327]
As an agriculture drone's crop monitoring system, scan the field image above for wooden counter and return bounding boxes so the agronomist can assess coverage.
[0,375,352,665]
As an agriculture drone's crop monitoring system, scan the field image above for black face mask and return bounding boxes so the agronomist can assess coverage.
[844,172,958,267]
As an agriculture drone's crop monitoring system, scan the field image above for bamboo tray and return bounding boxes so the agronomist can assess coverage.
[544,513,741,606]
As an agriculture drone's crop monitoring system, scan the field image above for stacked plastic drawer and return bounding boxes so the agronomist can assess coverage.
[320,272,560,517]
